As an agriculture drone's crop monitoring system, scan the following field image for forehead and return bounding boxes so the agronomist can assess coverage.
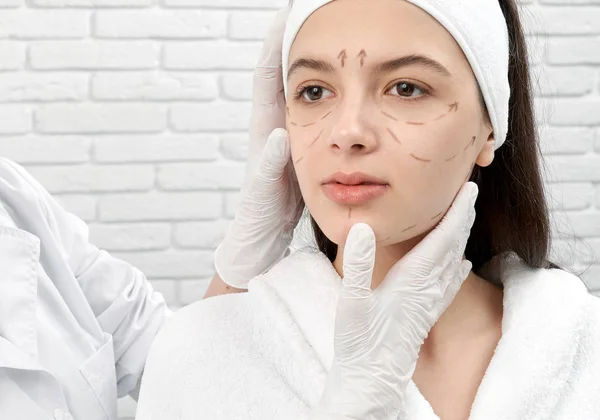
[290,0,460,61]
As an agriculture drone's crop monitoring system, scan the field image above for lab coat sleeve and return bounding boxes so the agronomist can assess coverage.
[7,161,172,400]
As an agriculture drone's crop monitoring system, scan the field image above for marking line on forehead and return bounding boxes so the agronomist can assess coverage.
[357,49,367,67]
[338,49,347,67]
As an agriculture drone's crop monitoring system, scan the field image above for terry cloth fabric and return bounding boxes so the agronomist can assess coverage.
[136,250,600,420]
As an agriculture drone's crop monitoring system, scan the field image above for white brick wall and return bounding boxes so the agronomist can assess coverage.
[0,0,598,418]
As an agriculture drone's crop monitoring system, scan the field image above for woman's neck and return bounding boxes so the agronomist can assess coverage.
[332,239,504,354]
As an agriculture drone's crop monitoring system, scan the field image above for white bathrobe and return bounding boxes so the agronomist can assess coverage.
[135,249,600,420]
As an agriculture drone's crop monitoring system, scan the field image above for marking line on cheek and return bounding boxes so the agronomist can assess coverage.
[290,121,298,126]
[381,110,398,121]
[348,207,352,219]
[431,211,443,220]
[387,128,401,145]
[357,49,367,67]
[302,122,316,128]
[445,154,458,162]
[338,49,347,68]
[286,106,291,116]
[321,110,332,120]
[410,153,432,163]
[463,136,477,151]
[406,121,425,126]
[402,224,418,233]
[308,129,324,148]
[434,113,447,121]
[448,102,459,113]
[377,236,392,243]
[294,156,304,164]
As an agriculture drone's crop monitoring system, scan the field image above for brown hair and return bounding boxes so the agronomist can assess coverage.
[309,0,559,272]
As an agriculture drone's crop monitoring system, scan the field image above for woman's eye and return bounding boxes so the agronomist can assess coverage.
[300,86,333,102]
[388,82,425,98]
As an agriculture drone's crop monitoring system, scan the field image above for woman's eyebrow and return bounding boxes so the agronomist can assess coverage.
[373,54,452,77]
[287,58,335,82]
[287,53,451,82]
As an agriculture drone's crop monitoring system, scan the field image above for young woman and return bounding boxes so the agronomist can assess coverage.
[136,0,600,419]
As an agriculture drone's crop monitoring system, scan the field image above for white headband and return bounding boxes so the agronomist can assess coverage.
[282,0,511,150]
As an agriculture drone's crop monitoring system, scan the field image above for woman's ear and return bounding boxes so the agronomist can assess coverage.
[475,130,495,168]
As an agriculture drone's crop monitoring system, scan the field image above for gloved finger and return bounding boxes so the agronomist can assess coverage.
[435,259,472,316]
[251,128,291,186]
[409,181,478,264]
[253,7,289,108]
[341,223,376,298]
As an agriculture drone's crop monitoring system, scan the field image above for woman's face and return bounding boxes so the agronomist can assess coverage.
[286,0,495,247]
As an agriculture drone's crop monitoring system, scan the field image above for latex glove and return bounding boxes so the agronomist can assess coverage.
[310,181,479,420]
[214,6,304,289]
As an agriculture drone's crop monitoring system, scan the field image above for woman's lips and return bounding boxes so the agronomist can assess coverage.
[322,183,388,205]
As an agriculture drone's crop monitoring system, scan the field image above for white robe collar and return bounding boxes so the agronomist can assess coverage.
[249,250,596,419]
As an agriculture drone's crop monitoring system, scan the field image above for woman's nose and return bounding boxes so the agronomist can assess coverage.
[328,102,379,155]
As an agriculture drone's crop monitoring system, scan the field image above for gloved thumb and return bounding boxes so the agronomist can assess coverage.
[341,223,376,296]
[257,128,291,180]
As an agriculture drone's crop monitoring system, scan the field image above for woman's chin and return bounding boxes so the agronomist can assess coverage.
[315,212,436,248]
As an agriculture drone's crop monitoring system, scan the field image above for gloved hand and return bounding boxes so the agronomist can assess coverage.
[309,181,479,420]
[214,7,304,289]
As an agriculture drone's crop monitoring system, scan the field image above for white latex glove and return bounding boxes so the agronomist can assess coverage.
[310,181,479,420]
[214,7,304,289]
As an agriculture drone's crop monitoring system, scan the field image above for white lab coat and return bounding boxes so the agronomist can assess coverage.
[0,158,170,420]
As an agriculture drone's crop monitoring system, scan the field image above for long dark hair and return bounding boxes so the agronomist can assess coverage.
[309,0,558,272]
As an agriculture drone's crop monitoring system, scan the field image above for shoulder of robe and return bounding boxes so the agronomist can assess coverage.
[137,293,266,415]
[147,292,258,361]
[500,257,600,336]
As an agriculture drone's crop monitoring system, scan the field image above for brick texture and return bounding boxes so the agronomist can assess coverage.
[0,0,597,417]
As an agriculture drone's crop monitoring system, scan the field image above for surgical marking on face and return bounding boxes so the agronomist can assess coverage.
[410,153,432,163]
[338,49,347,67]
[377,236,392,243]
[387,128,401,145]
[321,110,332,120]
[402,224,418,233]
[382,110,398,121]
[286,106,291,116]
[448,102,459,113]
[348,207,352,219]
[302,122,316,128]
[290,121,298,126]
[431,211,443,220]
[445,153,458,162]
[434,113,447,121]
[406,121,425,126]
[294,156,304,164]
[308,129,324,148]
[357,49,367,67]
[463,136,477,151]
